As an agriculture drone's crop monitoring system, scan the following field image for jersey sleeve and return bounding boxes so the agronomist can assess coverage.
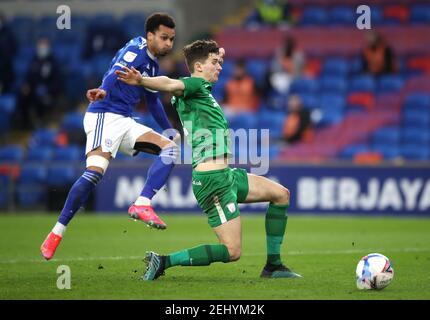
[180,77,204,99]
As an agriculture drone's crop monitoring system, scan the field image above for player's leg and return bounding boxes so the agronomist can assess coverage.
[244,174,302,278]
[143,168,239,280]
[41,112,112,260]
[40,148,110,260]
[126,129,179,229]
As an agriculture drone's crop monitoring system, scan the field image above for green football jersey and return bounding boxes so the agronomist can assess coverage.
[171,76,231,168]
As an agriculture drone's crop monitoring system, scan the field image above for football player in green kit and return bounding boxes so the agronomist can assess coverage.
[115,40,302,280]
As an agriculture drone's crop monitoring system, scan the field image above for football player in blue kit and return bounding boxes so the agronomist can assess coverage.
[41,13,179,260]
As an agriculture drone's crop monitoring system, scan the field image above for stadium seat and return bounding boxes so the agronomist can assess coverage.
[61,112,85,132]
[52,146,82,162]
[402,127,430,144]
[340,144,369,160]
[347,92,375,111]
[300,7,328,26]
[28,129,58,149]
[289,78,319,94]
[229,112,258,131]
[328,6,355,25]
[319,76,347,94]
[18,164,47,184]
[400,144,430,160]
[383,5,410,24]
[0,94,17,135]
[26,146,53,162]
[16,183,47,208]
[0,175,11,208]
[245,58,269,88]
[403,109,430,127]
[372,127,401,145]
[320,93,346,112]
[120,12,147,38]
[403,93,430,110]
[371,144,400,160]
[377,75,404,93]
[0,145,24,163]
[10,16,35,45]
[321,58,349,77]
[298,93,319,110]
[410,4,430,24]
[349,75,376,93]
[257,110,285,139]
[46,165,78,187]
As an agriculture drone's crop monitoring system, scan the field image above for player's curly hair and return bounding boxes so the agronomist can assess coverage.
[145,12,176,34]
[183,40,220,73]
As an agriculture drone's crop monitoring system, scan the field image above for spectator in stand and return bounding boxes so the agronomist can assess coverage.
[223,59,260,115]
[361,30,397,76]
[247,0,292,26]
[282,95,313,144]
[0,12,17,94]
[266,36,305,96]
[15,37,63,130]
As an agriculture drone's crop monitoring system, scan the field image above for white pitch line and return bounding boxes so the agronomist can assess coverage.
[0,248,429,265]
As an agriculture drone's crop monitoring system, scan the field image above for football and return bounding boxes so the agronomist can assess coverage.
[356,253,394,290]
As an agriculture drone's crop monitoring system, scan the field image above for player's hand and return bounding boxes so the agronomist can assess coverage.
[115,66,143,86]
[86,88,106,102]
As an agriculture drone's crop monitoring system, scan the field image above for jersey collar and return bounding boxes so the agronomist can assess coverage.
[146,48,157,61]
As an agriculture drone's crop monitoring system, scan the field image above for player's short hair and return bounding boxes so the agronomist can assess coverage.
[183,40,220,73]
[145,12,176,34]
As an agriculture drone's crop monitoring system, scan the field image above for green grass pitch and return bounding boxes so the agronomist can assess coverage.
[0,213,429,300]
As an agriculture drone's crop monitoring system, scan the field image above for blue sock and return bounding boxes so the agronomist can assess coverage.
[58,169,103,226]
[141,146,178,199]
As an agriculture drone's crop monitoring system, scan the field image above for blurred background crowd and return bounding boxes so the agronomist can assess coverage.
[0,0,429,210]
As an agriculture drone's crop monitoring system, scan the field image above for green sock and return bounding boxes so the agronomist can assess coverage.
[165,244,230,269]
[265,203,289,266]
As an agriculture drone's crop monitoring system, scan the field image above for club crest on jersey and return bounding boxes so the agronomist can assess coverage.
[105,138,113,148]
[123,51,137,62]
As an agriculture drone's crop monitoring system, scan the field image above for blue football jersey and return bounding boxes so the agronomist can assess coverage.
[88,36,159,117]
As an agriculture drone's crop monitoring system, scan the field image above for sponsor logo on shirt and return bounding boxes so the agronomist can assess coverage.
[123,51,137,62]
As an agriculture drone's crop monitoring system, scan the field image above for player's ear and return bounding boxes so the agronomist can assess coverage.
[194,61,202,72]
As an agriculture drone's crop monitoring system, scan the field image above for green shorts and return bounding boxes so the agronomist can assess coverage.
[192,167,249,228]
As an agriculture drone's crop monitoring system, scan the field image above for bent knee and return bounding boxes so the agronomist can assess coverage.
[274,187,290,205]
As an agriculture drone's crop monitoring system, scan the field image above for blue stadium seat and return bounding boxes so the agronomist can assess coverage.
[18,164,47,184]
[400,144,430,160]
[26,146,53,162]
[377,75,404,93]
[0,175,11,208]
[0,145,24,163]
[52,146,82,162]
[349,75,376,92]
[91,54,113,78]
[298,93,319,110]
[65,72,87,99]
[16,183,47,208]
[120,12,147,38]
[319,76,347,93]
[340,144,369,159]
[372,144,400,160]
[220,59,235,79]
[46,165,78,187]
[257,110,285,138]
[369,6,384,25]
[372,127,401,145]
[229,112,258,131]
[61,112,85,132]
[289,78,319,94]
[28,129,58,149]
[403,93,430,110]
[300,7,328,26]
[10,16,35,45]
[0,94,17,134]
[90,14,116,27]
[328,6,355,25]
[410,5,430,24]
[402,127,430,144]
[321,58,349,76]
[403,109,430,127]
[320,93,346,111]
[245,58,269,88]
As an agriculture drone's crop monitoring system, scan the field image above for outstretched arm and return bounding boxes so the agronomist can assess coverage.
[115,66,185,96]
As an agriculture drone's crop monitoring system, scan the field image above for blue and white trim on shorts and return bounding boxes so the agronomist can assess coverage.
[92,113,105,150]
